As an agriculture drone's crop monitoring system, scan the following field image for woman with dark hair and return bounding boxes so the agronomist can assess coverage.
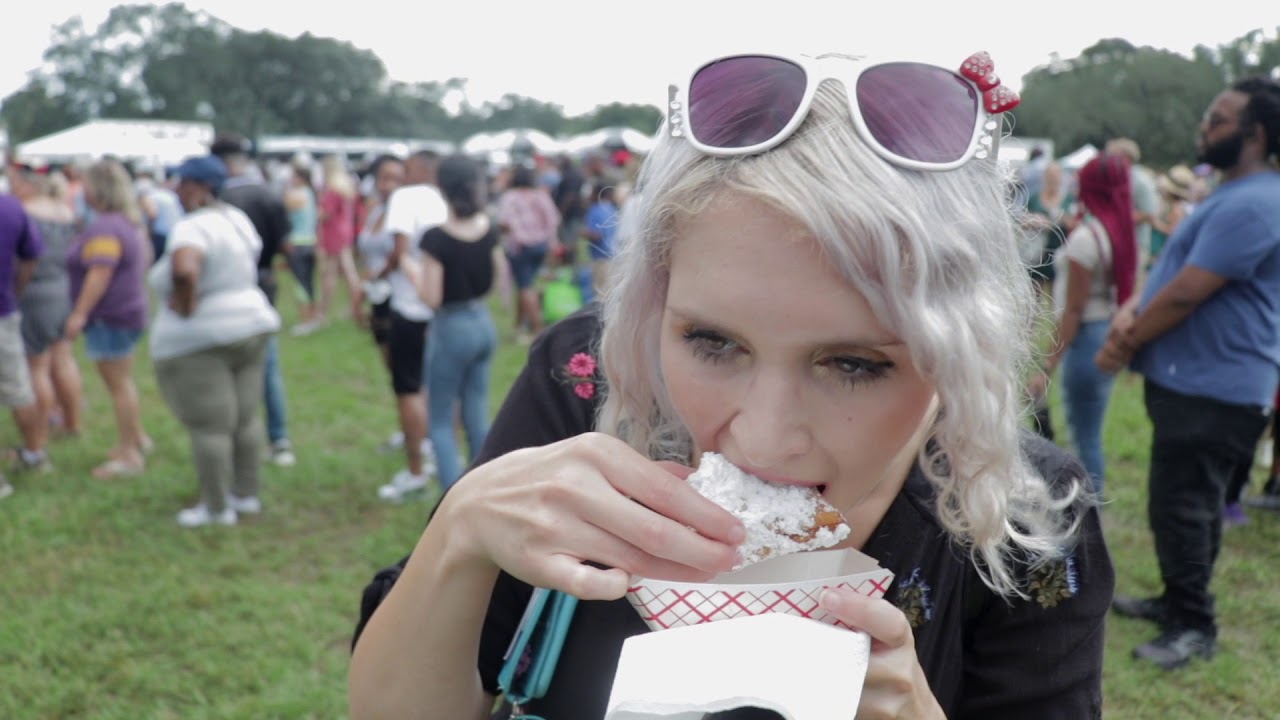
[409,154,505,491]
[1029,153,1137,494]
[497,163,560,343]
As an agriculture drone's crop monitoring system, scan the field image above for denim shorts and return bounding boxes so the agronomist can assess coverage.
[84,321,144,361]
[507,244,548,290]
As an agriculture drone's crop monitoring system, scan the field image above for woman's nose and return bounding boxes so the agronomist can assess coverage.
[728,370,812,469]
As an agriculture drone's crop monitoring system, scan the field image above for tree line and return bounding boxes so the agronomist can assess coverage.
[0,2,661,147]
[1,3,1276,169]
[1012,31,1280,168]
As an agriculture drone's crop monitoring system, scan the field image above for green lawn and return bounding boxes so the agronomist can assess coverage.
[1,289,1277,719]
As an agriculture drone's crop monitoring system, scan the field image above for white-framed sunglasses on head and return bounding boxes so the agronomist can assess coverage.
[666,51,1022,172]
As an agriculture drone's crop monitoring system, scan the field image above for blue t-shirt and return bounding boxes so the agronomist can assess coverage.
[584,201,618,261]
[1131,171,1280,407]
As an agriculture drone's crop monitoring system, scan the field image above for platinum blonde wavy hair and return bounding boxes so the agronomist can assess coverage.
[596,80,1085,598]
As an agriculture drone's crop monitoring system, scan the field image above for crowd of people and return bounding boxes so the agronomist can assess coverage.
[0,137,634,520]
[1014,78,1280,672]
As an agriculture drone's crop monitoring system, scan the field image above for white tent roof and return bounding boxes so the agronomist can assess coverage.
[461,128,563,158]
[561,126,657,155]
[256,135,454,158]
[1060,144,1099,171]
[16,119,215,166]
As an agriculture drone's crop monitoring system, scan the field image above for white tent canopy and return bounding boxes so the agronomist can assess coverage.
[1060,144,1099,171]
[561,126,657,155]
[256,135,453,159]
[461,128,564,158]
[16,119,215,167]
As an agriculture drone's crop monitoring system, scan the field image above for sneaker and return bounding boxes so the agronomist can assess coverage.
[7,448,52,474]
[377,469,429,502]
[227,494,262,514]
[290,320,322,337]
[420,440,437,476]
[176,504,238,528]
[0,477,13,501]
[1112,594,1168,625]
[1223,502,1248,528]
[1133,627,1216,670]
[1256,438,1274,469]
[1243,478,1280,511]
[268,439,296,468]
[378,431,406,454]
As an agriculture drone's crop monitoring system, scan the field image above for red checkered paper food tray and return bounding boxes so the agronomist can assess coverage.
[626,548,895,632]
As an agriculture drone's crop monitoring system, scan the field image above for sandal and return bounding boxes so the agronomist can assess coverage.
[92,458,144,479]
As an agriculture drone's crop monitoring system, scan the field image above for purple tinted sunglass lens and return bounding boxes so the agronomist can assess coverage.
[856,63,980,164]
[688,56,807,149]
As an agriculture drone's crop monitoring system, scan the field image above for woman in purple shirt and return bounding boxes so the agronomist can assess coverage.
[65,159,153,478]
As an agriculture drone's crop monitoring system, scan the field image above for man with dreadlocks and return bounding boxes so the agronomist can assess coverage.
[1098,74,1280,670]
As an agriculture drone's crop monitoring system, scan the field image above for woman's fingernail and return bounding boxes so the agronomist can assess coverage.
[728,523,747,545]
[820,588,843,612]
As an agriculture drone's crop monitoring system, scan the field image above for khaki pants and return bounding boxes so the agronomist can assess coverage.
[155,333,271,512]
[0,313,35,408]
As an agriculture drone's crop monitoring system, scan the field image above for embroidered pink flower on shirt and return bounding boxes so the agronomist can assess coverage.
[567,352,597,378]
[560,351,601,402]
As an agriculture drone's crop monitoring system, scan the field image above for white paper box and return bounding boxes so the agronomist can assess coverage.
[604,613,869,720]
[627,548,895,631]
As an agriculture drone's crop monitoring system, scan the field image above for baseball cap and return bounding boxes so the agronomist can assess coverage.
[173,155,228,193]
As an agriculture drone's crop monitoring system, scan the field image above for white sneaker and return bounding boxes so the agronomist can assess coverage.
[269,440,296,468]
[1256,438,1274,470]
[377,469,429,502]
[0,477,13,501]
[228,494,262,514]
[378,431,406,454]
[290,320,322,337]
[420,440,437,476]
[176,504,238,528]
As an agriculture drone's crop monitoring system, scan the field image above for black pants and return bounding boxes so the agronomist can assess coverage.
[1143,380,1269,635]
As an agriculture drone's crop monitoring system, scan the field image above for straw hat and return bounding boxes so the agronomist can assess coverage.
[1158,165,1195,201]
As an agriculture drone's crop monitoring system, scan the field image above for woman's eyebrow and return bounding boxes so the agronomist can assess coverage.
[665,305,903,349]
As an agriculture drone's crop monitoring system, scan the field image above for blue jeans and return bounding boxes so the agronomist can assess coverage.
[426,301,497,490]
[1061,319,1115,494]
[262,335,288,443]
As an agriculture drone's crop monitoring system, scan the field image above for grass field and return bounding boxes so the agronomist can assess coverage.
[2,288,1278,719]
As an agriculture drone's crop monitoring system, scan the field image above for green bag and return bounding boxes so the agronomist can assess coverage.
[542,267,584,325]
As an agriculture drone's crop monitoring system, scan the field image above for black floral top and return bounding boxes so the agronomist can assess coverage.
[354,305,1114,719]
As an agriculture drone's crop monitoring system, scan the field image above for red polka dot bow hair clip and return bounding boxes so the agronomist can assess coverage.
[960,51,1021,114]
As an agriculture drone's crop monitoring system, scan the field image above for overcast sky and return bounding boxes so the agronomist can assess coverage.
[3,1,1276,116]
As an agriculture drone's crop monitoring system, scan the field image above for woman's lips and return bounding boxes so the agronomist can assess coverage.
[739,463,822,490]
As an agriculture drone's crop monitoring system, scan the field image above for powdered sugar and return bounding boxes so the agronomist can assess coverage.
[687,453,851,569]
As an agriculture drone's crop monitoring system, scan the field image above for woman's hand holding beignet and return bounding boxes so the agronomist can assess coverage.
[438,432,746,601]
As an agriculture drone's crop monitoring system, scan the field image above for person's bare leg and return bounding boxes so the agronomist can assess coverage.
[318,252,336,324]
[397,392,426,476]
[520,289,543,333]
[96,357,145,468]
[340,248,363,320]
[49,340,84,434]
[27,352,54,431]
[11,402,46,455]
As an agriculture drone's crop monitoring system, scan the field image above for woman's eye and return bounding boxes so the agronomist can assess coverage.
[682,328,739,363]
[825,356,894,388]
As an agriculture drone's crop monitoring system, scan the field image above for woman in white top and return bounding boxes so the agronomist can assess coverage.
[1029,153,1139,494]
[149,155,282,528]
